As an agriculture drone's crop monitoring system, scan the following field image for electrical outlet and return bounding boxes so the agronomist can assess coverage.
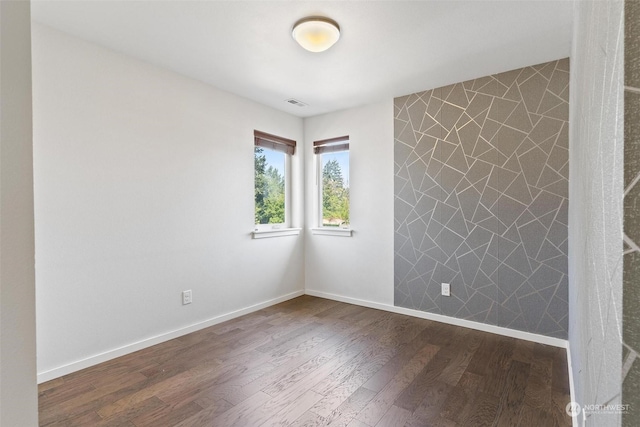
[441,283,450,297]
[182,290,192,305]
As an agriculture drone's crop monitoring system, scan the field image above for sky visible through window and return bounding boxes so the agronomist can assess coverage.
[263,148,285,175]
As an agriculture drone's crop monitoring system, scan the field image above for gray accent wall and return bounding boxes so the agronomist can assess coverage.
[623,0,640,424]
[394,59,569,339]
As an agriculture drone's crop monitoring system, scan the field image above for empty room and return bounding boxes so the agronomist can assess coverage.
[1,0,638,426]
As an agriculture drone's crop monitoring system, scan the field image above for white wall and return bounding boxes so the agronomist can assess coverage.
[304,101,394,305]
[0,1,39,425]
[569,0,624,424]
[32,24,304,380]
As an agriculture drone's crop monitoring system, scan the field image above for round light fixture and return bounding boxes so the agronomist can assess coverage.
[292,16,340,53]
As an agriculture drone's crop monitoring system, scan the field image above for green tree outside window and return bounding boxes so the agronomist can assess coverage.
[322,158,349,227]
[255,147,285,224]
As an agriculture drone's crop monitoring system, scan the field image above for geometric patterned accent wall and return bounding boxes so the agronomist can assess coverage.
[394,58,569,339]
[623,0,640,423]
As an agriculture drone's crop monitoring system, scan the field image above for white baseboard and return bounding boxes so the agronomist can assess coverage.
[39,288,570,384]
[37,290,304,384]
[305,289,568,348]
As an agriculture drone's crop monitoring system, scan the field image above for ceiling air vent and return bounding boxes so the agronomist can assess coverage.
[286,98,308,107]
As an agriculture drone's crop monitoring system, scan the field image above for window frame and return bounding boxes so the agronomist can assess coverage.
[314,136,350,230]
[254,130,295,231]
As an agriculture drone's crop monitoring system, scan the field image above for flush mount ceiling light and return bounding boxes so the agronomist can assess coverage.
[292,16,340,53]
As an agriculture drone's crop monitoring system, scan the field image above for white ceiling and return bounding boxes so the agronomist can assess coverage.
[31,1,573,118]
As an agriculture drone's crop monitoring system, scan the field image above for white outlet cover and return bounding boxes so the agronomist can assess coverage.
[182,290,192,305]
[441,283,450,296]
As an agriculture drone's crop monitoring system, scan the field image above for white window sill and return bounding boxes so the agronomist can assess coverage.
[252,228,301,239]
[311,228,353,237]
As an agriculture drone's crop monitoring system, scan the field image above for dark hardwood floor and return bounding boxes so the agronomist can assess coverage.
[38,296,572,426]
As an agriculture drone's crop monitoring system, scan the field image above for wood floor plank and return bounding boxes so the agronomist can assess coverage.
[233,326,377,406]
[549,390,573,426]
[38,296,572,427]
[149,395,219,424]
[314,302,363,319]
[165,362,275,409]
[270,334,333,367]
[551,348,571,395]
[533,342,559,360]
[511,338,536,364]
[308,343,397,418]
[262,324,375,397]
[224,355,349,427]
[524,356,553,410]
[39,381,95,408]
[355,344,439,426]
[57,372,148,414]
[465,334,498,375]
[402,380,453,427]
[208,391,271,426]
[439,383,471,423]
[38,377,65,393]
[211,313,270,335]
[439,371,484,424]
[377,316,428,348]
[360,326,436,393]
[172,398,233,427]
[459,391,500,427]
[228,349,349,406]
[256,322,325,353]
[261,389,324,426]
[345,419,371,427]
[518,403,558,427]
[289,410,327,427]
[375,405,410,427]
[41,409,104,427]
[311,342,388,397]
[96,361,227,419]
[477,337,517,398]
[394,352,450,412]
[39,383,98,426]
[41,381,147,425]
[320,386,377,427]
[435,331,482,386]
[97,396,167,426]
[493,359,531,427]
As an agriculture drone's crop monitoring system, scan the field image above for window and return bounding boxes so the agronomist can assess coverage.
[315,136,350,228]
[254,130,295,230]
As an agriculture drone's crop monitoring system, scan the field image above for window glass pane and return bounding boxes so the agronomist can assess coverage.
[255,146,285,225]
[321,150,349,227]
